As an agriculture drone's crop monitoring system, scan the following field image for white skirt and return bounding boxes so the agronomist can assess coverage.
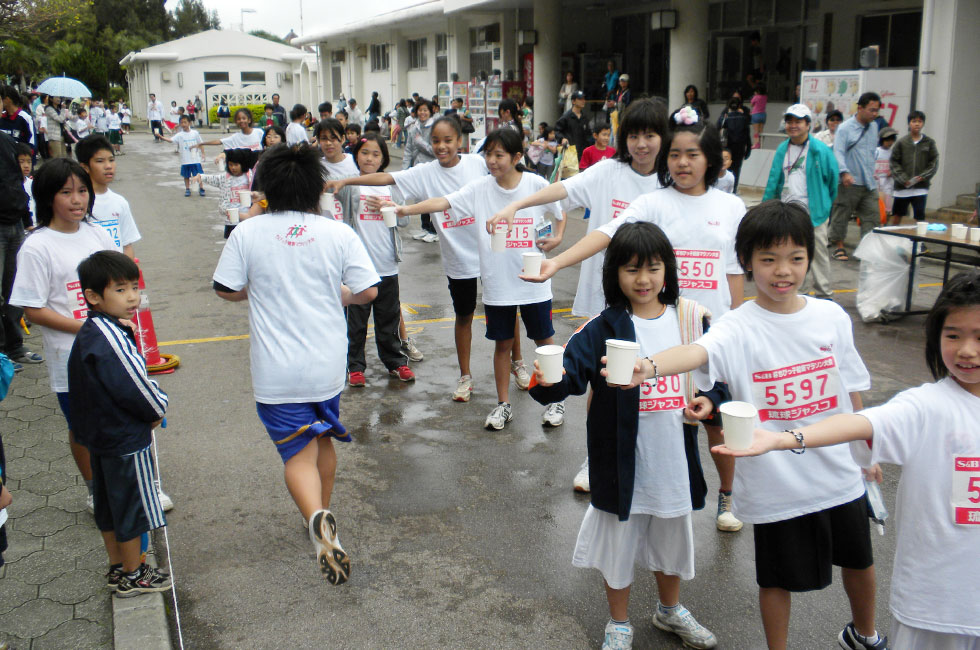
[572,505,694,590]
[892,621,980,650]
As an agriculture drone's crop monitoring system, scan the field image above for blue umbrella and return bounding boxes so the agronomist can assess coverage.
[36,76,92,98]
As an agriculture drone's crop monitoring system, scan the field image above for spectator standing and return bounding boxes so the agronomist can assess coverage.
[270,93,287,125]
[681,85,709,122]
[558,72,578,113]
[394,99,409,148]
[147,94,164,141]
[889,110,939,225]
[815,110,843,147]
[762,104,839,300]
[348,99,364,128]
[44,96,69,157]
[0,86,35,151]
[216,99,231,134]
[367,91,381,124]
[829,92,881,261]
[554,91,592,163]
[750,83,767,149]
[716,95,751,191]
[603,60,620,99]
[875,127,897,221]
[194,95,204,127]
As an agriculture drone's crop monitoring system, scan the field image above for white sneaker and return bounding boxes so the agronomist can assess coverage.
[602,620,634,650]
[716,492,743,532]
[653,604,717,649]
[153,480,174,512]
[511,360,531,390]
[484,402,513,430]
[422,232,439,243]
[401,337,423,362]
[452,375,473,402]
[411,230,428,240]
[309,509,350,585]
[86,494,95,514]
[542,401,565,427]
[573,461,590,493]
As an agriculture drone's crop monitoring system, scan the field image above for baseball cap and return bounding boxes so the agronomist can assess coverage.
[879,127,898,140]
[619,74,630,82]
[570,90,585,100]
[784,103,812,120]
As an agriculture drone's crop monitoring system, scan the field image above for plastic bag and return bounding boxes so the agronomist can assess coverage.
[853,232,914,322]
[0,353,13,401]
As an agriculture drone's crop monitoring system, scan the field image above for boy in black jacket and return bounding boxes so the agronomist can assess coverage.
[68,251,171,597]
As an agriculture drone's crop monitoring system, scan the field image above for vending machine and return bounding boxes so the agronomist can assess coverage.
[452,81,469,107]
[437,82,452,113]
[467,80,486,151]
[485,80,502,132]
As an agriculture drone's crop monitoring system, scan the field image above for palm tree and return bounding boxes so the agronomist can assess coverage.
[0,40,42,92]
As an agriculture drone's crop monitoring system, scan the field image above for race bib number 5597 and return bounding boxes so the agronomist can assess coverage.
[751,356,841,422]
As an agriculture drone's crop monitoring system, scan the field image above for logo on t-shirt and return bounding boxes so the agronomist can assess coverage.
[275,224,315,247]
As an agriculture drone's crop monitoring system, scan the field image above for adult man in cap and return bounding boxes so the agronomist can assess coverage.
[762,104,839,299]
[554,90,592,163]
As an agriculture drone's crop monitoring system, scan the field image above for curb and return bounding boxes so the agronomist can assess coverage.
[112,543,173,649]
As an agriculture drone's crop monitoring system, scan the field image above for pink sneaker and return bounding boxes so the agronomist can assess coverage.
[389,366,415,382]
[348,371,366,387]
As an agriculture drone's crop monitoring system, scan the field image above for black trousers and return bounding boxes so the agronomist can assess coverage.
[347,275,406,373]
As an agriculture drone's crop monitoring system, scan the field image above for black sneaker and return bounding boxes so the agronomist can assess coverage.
[115,563,172,597]
[839,622,887,650]
[105,564,125,591]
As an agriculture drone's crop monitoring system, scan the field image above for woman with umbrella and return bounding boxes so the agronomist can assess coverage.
[43,96,69,158]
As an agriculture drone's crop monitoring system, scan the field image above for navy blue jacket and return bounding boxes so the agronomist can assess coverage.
[68,312,169,456]
[530,305,717,520]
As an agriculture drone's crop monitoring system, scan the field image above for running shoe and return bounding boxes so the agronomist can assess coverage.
[155,481,174,512]
[105,564,125,592]
[652,604,717,649]
[411,230,428,240]
[839,623,888,650]
[542,401,565,427]
[716,491,743,532]
[348,371,366,387]
[184,189,191,197]
[422,232,440,243]
[573,461,590,493]
[309,509,350,585]
[484,402,513,430]
[115,563,172,597]
[389,365,416,382]
[198,187,205,196]
[511,360,531,390]
[452,375,473,402]
[401,337,423,362]
[86,494,95,514]
[10,350,42,364]
[602,620,634,650]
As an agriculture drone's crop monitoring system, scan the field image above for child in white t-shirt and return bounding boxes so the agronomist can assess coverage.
[74,109,92,140]
[285,104,310,146]
[334,132,414,386]
[639,201,885,650]
[192,148,255,238]
[75,135,142,259]
[106,104,123,155]
[393,128,565,431]
[10,159,116,510]
[315,118,358,177]
[212,145,380,584]
[713,148,736,193]
[874,128,897,218]
[530,222,719,650]
[716,270,980,649]
[159,115,205,197]
[15,143,35,227]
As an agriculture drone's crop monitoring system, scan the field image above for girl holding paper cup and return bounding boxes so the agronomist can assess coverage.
[529,221,722,650]
[192,148,255,238]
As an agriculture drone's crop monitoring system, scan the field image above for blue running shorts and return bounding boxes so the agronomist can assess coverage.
[256,394,349,463]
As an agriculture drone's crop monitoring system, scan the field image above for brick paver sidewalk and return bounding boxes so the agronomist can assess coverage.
[0,333,112,649]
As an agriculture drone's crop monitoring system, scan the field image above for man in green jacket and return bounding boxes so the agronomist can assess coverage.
[889,110,939,224]
[762,104,839,299]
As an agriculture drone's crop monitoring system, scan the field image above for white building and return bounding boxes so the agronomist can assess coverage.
[296,0,979,209]
[120,30,319,125]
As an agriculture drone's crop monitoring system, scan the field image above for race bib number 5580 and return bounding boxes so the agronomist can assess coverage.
[639,374,685,413]
[751,356,841,422]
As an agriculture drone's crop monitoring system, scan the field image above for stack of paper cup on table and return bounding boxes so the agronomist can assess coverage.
[951,223,969,239]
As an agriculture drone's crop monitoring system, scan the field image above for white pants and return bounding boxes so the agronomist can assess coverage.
[892,621,980,650]
[572,506,694,590]
[803,220,833,299]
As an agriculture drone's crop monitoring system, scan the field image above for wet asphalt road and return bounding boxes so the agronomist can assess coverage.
[113,131,945,649]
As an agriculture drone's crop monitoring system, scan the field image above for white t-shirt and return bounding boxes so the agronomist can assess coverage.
[562,159,663,317]
[353,185,398,277]
[23,177,35,227]
[75,118,91,138]
[171,130,203,166]
[10,224,116,392]
[861,378,980,636]
[212,212,380,403]
[713,170,735,193]
[90,189,141,252]
[285,122,309,145]
[147,101,163,121]
[321,155,358,178]
[121,108,131,124]
[221,130,264,151]
[91,106,107,131]
[693,297,870,523]
[106,113,121,130]
[446,173,561,306]
[600,186,745,320]
[631,309,692,517]
[782,141,810,208]
[392,154,489,279]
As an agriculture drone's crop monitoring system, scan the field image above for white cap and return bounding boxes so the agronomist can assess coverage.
[784,103,812,120]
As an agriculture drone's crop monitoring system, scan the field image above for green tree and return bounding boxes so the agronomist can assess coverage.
[170,0,219,39]
[0,0,90,42]
[248,30,287,45]
[0,40,43,91]
[48,39,107,95]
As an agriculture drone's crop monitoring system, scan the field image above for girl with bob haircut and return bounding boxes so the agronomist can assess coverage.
[528,220,720,650]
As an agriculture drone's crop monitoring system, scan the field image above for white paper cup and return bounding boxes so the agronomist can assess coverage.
[951,224,968,239]
[238,190,252,208]
[535,344,564,383]
[719,401,758,451]
[605,339,641,385]
[970,228,980,243]
[227,208,240,224]
[915,221,928,236]
[319,192,333,213]
[381,206,398,228]
[491,224,507,252]
[217,159,225,172]
[522,251,543,276]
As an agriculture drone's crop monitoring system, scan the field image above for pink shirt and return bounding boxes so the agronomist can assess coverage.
[750,94,767,115]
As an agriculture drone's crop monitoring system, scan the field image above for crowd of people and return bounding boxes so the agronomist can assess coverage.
[1,77,978,650]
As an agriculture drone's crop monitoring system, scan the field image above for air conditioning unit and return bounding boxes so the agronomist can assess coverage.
[859,45,879,69]
[355,44,368,58]
[161,71,171,82]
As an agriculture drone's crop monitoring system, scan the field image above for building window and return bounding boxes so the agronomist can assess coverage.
[858,11,921,68]
[203,72,229,83]
[436,33,449,54]
[371,44,389,72]
[332,49,345,64]
[409,38,428,70]
[241,71,266,84]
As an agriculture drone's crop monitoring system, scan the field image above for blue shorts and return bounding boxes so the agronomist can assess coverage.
[91,445,166,542]
[56,392,72,430]
[180,163,203,178]
[484,300,554,341]
[256,395,349,463]
[751,112,767,125]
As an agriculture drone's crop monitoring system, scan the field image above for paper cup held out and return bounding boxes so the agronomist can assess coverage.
[535,345,564,384]
[719,401,758,451]
[605,339,641,385]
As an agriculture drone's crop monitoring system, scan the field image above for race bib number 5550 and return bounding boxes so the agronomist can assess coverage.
[751,356,841,422]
